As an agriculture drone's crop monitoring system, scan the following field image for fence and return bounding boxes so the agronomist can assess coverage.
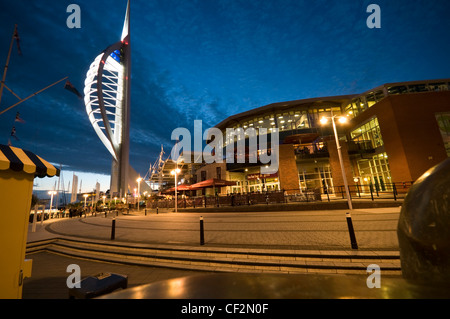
[148,181,414,209]
[149,191,286,209]
[326,181,414,202]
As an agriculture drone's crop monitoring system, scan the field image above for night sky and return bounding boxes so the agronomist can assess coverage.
[0,0,449,192]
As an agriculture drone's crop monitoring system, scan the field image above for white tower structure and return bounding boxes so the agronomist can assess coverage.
[84,0,131,198]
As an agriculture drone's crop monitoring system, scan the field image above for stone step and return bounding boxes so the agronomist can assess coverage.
[26,237,402,275]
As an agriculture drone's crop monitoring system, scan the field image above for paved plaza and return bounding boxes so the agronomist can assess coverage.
[23,206,403,298]
[30,207,402,250]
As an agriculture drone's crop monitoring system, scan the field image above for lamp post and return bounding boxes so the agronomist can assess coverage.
[83,194,89,208]
[171,168,181,213]
[48,190,57,216]
[320,110,353,210]
[136,177,142,211]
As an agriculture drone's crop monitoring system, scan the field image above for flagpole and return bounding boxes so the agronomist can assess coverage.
[0,76,68,116]
[55,164,61,211]
[0,25,17,106]
[3,84,22,100]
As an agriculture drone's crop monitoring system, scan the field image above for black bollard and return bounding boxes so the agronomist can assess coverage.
[346,212,358,249]
[145,208,147,216]
[200,216,205,245]
[111,218,116,240]
[156,207,158,214]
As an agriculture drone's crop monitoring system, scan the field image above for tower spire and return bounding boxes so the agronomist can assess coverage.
[84,0,131,199]
[121,0,130,43]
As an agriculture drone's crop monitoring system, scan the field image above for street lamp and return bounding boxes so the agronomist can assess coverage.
[48,190,57,216]
[136,177,142,211]
[171,168,181,213]
[83,194,89,208]
[320,110,353,210]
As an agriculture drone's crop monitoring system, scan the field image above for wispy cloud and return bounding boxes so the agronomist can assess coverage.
[1,0,449,177]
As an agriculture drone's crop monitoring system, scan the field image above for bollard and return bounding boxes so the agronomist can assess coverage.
[145,208,147,216]
[111,218,116,240]
[346,212,358,249]
[156,207,158,214]
[200,216,205,245]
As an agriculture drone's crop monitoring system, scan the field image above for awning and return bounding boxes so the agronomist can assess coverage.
[162,184,202,193]
[190,178,237,189]
[0,144,60,178]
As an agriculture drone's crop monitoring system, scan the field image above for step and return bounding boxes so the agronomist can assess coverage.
[26,238,402,275]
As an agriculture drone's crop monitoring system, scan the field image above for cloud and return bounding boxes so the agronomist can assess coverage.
[1,0,450,182]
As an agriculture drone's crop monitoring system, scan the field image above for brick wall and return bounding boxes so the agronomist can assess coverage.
[326,139,355,188]
[278,144,300,194]
[348,91,450,182]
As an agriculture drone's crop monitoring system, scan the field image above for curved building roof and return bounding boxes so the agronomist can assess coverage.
[214,78,450,130]
[214,94,356,130]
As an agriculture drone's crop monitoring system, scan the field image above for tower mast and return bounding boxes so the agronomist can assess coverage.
[84,0,131,200]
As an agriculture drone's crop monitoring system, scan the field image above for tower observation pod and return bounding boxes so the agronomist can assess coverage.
[84,1,131,198]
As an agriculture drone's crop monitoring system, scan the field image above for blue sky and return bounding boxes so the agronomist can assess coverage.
[0,0,449,192]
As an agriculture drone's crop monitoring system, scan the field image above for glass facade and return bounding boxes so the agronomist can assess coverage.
[298,163,334,194]
[351,117,392,190]
[356,153,392,191]
[212,79,450,197]
[344,80,450,119]
[344,91,385,118]
[224,106,342,147]
[350,117,383,149]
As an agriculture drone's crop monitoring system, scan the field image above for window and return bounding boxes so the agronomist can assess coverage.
[429,83,449,92]
[408,84,428,93]
[295,113,310,129]
[356,153,392,191]
[298,163,334,193]
[387,85,408,95]
[364,90,385,109]
[436,112,450,157]
[350,117,383,149]
[216,167,222,180]
[201,171,207,181]
[345,98,369,118]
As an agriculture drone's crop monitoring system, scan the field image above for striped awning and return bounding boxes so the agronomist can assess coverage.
[190,178,237,189]
[0,144,60,178]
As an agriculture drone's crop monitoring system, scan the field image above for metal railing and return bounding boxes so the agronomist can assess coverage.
[149,191,286,209]
[148,181,414,209]
[314,181,414,202]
